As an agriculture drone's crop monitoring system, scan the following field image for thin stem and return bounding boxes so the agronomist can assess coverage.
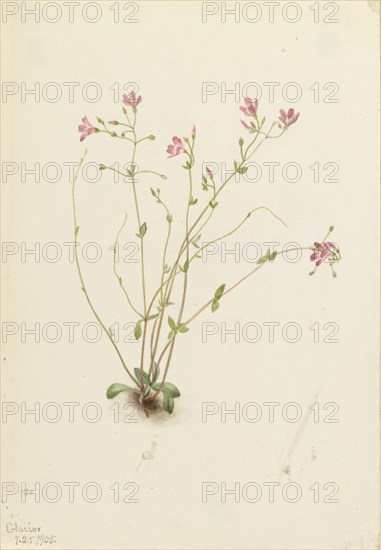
[112,212,143,318]
[135,170,166,178]
[148,197,172,378]
[72,151,138,387]
[127,113,149,382]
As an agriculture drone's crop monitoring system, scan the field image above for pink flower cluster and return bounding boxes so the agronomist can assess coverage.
[167,136,184,158]
[310,242,338,267]
[78,116,96,142]
[166,127,196,158]
[278,108,300,128]
[123,91,142,110]
[240,97,259,132]
[239,98,300,133]
[240,97,258,117]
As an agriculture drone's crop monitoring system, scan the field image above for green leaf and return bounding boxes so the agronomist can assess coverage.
[214,284,225,300]
[163,393,175,414]
[162,382,180,398]
[134,320,142,340]
[269,251,277,261]
[152,363,160,384]
[166,213,172,223]
[75,225,79,235]
[147,314,159,321]
[168,330,174,340]
[168,316,177,330]
[139,222,147,238]
[177,324,189,333]
[183,260,189,273]
[106,383,139,399]
[134,368,150,386]
[211,299,219,313]
[256,254,268,264]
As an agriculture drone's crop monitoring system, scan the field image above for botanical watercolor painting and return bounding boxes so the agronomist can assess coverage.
[75,91,341,417]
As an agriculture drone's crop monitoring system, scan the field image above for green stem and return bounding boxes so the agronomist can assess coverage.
[72,151,138,387]
[112,212,143,318]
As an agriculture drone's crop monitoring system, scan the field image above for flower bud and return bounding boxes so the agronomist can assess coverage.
[99,164,106,171]
[108,120,119,126]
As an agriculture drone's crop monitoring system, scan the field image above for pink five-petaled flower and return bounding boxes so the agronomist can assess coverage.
[122,91,142,110]
[310,242,338,267]
[278,108,300,129]
[78,116,96,142]
[239,97,259,117]
[166,136,184,158]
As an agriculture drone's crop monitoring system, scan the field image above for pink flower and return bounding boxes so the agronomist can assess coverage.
[122,91,142,110]
[206,166,213,177]
[241,119,257,133]
[278,108,300,128]
[239,97,259,117]
[167,136,184,158]
[78,116,96,142]
[310,242,338,267]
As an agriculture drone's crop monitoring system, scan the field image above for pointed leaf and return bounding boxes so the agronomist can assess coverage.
[211,299,219,313]
[134,320,142,340]
[152,363,160,384]
[139,222,147,238]
[168,316,177,330]
[134,368,151,385]
[214,284,225,300]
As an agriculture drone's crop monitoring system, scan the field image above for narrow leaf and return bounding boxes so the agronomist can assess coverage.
[139,222,147,238]
[168,316,177,330]
[134,320,142,340]
[163,393,175,414]
[214,284,225,300]
[134,368,150,385]
[211,299,219,313]
[106,383,139,399]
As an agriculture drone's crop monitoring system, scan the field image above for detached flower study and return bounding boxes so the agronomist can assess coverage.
[73,91,340,416]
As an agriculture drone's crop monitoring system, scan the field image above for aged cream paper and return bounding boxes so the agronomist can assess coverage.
[1,1,380,549]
